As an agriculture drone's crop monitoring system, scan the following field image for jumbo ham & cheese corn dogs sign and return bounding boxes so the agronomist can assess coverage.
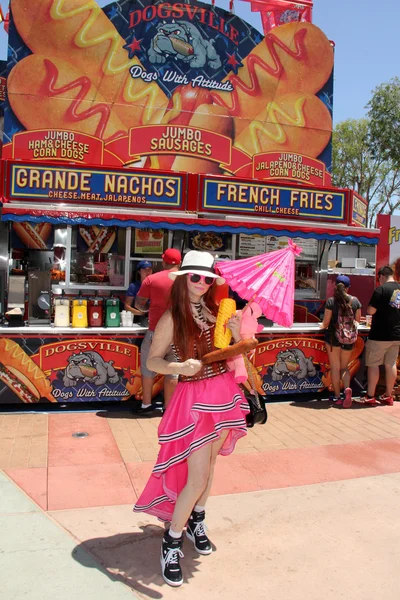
[202,178,346,221]
[4,0,333,185]
[8,164,183,208]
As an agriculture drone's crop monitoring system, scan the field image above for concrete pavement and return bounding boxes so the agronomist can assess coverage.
[1,400,400,599]
[0,470,136,600]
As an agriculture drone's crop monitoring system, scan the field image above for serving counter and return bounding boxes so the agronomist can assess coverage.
[0,324,369,407]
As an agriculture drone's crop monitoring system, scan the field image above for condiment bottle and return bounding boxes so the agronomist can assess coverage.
[54,291,70,327]
[71,291,88,328]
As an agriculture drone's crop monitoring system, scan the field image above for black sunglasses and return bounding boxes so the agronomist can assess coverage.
[189,273,214,285]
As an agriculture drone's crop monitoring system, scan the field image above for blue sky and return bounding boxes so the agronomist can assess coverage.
[1,0,398,124]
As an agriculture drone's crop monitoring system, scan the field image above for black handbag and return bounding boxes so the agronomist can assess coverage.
[243,355,268,428]
[244,388,268,427]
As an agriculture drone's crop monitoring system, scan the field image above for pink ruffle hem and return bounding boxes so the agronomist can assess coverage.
[133,370,249,521]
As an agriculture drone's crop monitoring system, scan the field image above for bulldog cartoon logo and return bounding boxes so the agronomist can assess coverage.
[63,351,120,387]
[271,349,317,381]
[148,20,222,69]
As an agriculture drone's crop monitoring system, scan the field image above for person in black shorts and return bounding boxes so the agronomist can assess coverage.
[364,265,400,405]
[320,275,361,408]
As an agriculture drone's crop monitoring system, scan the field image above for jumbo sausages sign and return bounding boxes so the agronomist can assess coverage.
[201,177,346,221]
[4,0,333,185]
[7,164,183,209]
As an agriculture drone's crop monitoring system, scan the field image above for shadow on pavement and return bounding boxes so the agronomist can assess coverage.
[289,399,377,410]
[96,409,163,420]
[72,524,201,597]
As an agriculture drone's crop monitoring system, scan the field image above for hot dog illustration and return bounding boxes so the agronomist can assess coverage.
[234,93,332,158]
[171,104,233,174]
[11,0,169,128]
[170,36,194,57]
[78,225,116,253]
[8,55,127,142]
[212,22,333,137]
[12,222,53,250]
[0,338,54,403]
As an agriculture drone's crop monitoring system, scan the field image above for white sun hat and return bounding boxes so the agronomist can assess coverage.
[168,250,225,285]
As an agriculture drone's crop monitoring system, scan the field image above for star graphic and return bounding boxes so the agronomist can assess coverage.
[226,52,242,74]
[107,6,118,19]
[124,36,143,58]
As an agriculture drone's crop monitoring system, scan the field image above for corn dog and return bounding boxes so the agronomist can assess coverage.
[212,22,333,137]
[8,54,127,141]
[12,0,169,128]
[171,104,233,174]
[214,298,237,349]
[234,93,332,157]
[202,339,258,364]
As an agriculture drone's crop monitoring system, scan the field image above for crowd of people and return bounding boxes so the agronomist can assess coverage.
[321,267,400,408]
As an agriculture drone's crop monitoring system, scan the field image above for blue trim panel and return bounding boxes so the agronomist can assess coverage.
[1,213,379,245]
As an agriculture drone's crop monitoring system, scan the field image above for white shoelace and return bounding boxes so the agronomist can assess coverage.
[164,547,184,569]
[193,521,207,537]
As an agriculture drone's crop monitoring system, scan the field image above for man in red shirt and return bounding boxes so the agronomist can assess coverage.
[135,248,181,412]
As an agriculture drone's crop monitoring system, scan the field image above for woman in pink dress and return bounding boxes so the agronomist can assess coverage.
[134,250,250,587]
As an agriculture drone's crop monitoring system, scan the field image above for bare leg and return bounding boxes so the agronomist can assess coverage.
[196,430,229,507]
[384,363,397,396]
[170,442,212,533]
[325,344,341,397]
[141,376,154,405]
[339,349,352,389]
[164,377,178,409]
[367,365,380,397]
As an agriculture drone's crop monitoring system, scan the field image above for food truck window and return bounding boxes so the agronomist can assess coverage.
[293,238,320,299]
[235,234,322,304]
[10,222,67,284]
[69,226,126,287]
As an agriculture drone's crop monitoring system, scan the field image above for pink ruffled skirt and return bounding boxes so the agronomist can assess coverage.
[133,370,249,521]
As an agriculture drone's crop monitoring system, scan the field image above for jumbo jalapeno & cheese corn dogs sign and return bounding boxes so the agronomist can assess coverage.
[4,0,333,184]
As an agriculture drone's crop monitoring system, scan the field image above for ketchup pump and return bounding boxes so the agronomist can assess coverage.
[88,291,104,327]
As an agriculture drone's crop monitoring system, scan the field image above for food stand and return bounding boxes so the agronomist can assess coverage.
[0,0,380,407]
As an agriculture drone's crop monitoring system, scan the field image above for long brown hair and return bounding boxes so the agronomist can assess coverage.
[334,282,352,316]
[170,275,219,360]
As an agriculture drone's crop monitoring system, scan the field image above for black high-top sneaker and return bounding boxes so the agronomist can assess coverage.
[186,510,212,555]
[160,530,184,587]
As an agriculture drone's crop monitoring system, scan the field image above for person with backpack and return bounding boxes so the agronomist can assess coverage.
[364,265,400,405]
[320,275,361,408]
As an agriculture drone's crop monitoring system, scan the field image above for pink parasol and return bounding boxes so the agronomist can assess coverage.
[216,239,302,327]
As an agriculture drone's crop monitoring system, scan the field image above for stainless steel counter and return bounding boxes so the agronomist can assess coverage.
[0,324,371,334]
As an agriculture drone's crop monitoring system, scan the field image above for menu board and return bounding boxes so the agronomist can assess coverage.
[134,229,164,254]
[238,234,267,257]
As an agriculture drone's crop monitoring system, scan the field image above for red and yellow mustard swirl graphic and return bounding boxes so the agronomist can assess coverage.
[41,58,125,142]
[11,0,169,128]
[212,29,308,116]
